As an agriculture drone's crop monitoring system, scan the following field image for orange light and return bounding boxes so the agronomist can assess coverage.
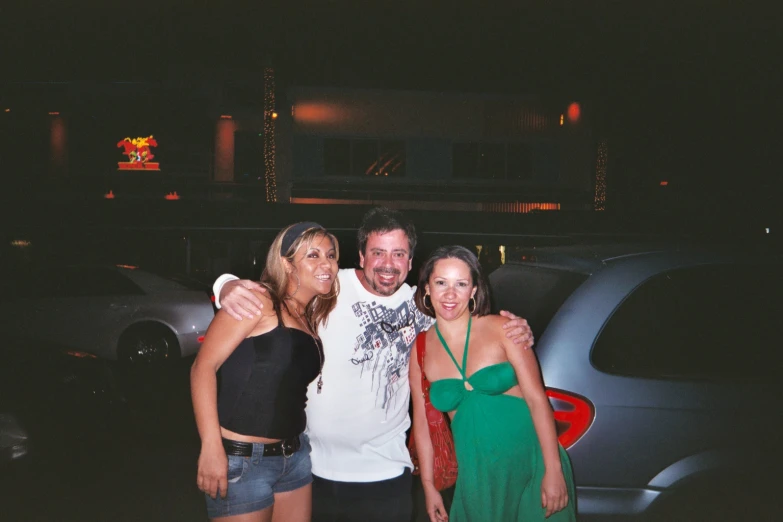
[3,108,9,113]
[292,102,346,124]
[560,114,564,126]
[567,102,581,123]
[660,181,669,186]
[220,114,232,120]
[271,111,278,120]
[48,111,60,115]
[165,191,181,200]
[115,264,138,270]
[104,190,115,199]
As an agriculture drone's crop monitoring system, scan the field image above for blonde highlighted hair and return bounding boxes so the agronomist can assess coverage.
[260,223,340,330]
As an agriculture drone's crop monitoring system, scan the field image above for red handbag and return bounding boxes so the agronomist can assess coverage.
[408,332,458,491]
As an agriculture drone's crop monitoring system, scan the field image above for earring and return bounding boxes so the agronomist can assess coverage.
[423,293,433,311]
[468,296,476,314]
[288,273,301,298]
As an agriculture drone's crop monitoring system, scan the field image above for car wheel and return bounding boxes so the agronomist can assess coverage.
[117,323,180,365]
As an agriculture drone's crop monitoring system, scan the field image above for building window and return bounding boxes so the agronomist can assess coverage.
[453,142,480,179]
[507,143,533,180]
[453,142,533,181]
[324,139,350,177]
[478,143,506,180]
[352,140,378,177]
[324,138,406,177]
[377,140,406,177]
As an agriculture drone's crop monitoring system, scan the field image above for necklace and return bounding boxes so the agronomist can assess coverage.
[288,301,324,394]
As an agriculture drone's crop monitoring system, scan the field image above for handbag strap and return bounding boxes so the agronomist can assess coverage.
[416,332,427,377]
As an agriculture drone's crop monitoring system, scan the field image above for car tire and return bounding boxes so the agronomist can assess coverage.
[117,323,180,365]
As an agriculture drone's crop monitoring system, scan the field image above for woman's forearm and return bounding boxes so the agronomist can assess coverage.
[190,359,223,447]
[528,397,563,472]
[413,417,438,490]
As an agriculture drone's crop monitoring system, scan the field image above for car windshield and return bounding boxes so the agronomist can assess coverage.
[489,263,588,340]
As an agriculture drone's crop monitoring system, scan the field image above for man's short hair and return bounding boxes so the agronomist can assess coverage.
[357,207,417,257]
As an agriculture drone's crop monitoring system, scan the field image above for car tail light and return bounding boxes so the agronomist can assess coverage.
[197,336,205,343]
[546,388,594,449]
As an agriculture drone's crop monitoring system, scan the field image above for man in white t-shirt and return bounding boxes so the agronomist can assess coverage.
[213,207,533,521]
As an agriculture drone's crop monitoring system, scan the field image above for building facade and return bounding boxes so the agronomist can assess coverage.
[276,87,596,212]
[2,77,600,211]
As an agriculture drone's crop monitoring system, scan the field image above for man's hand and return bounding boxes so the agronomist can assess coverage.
[220,279,266,321]
[499,310,534,348]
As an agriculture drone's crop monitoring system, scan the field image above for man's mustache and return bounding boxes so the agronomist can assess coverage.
[373,267,401,276]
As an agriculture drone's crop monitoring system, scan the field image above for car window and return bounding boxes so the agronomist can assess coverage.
[489,263,588,340]
[46,267,145,297]
[592,264,781,380]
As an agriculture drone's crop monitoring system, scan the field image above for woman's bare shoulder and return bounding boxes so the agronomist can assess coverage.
[473,313,507,331]
[469,314,507,342]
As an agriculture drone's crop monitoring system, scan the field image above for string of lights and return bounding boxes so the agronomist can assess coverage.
[263,67,277,202]
[594,140,608,211]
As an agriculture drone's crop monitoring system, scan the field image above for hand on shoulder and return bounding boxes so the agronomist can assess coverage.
[220,279,267,321]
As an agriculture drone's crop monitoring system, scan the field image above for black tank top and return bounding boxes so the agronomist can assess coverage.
[217,321,324,439]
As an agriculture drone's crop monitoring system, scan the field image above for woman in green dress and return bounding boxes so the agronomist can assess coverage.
[410,246,576,522]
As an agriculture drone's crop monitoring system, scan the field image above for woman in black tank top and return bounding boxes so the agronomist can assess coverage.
[191,222,340,522]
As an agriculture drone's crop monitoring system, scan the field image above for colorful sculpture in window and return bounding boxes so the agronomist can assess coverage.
[117,135,160,170]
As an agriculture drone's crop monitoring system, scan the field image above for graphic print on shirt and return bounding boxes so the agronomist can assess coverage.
[350,297,433,413]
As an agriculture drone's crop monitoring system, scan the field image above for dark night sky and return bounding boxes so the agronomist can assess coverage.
[2,1,782,211]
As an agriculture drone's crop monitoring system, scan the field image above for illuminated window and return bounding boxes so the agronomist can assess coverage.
[324,139,406,178]
[377,141,406,177]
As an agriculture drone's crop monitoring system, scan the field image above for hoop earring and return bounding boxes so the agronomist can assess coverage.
[288,272,301,298]
[423,293,433,312]
[468,296,477,314]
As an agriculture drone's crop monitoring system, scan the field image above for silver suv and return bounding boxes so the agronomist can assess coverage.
[489,243,781,522]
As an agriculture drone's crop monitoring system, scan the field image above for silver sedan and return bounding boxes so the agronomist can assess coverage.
[3,265,216,363]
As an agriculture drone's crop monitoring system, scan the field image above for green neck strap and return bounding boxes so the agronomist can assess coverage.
[434,315,472,380]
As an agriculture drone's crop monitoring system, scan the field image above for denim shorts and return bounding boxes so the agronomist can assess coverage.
[205,433,312,518]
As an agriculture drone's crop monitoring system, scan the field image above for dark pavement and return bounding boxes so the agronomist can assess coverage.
[1,354,440,522]
[2,357,206,522]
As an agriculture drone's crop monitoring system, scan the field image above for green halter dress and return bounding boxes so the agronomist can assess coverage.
[430,318,576,521]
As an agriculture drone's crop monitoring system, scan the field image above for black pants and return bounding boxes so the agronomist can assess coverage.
[312,469,413,522]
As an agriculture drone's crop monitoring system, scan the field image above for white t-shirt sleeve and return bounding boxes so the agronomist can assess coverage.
[212,274,239,309]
